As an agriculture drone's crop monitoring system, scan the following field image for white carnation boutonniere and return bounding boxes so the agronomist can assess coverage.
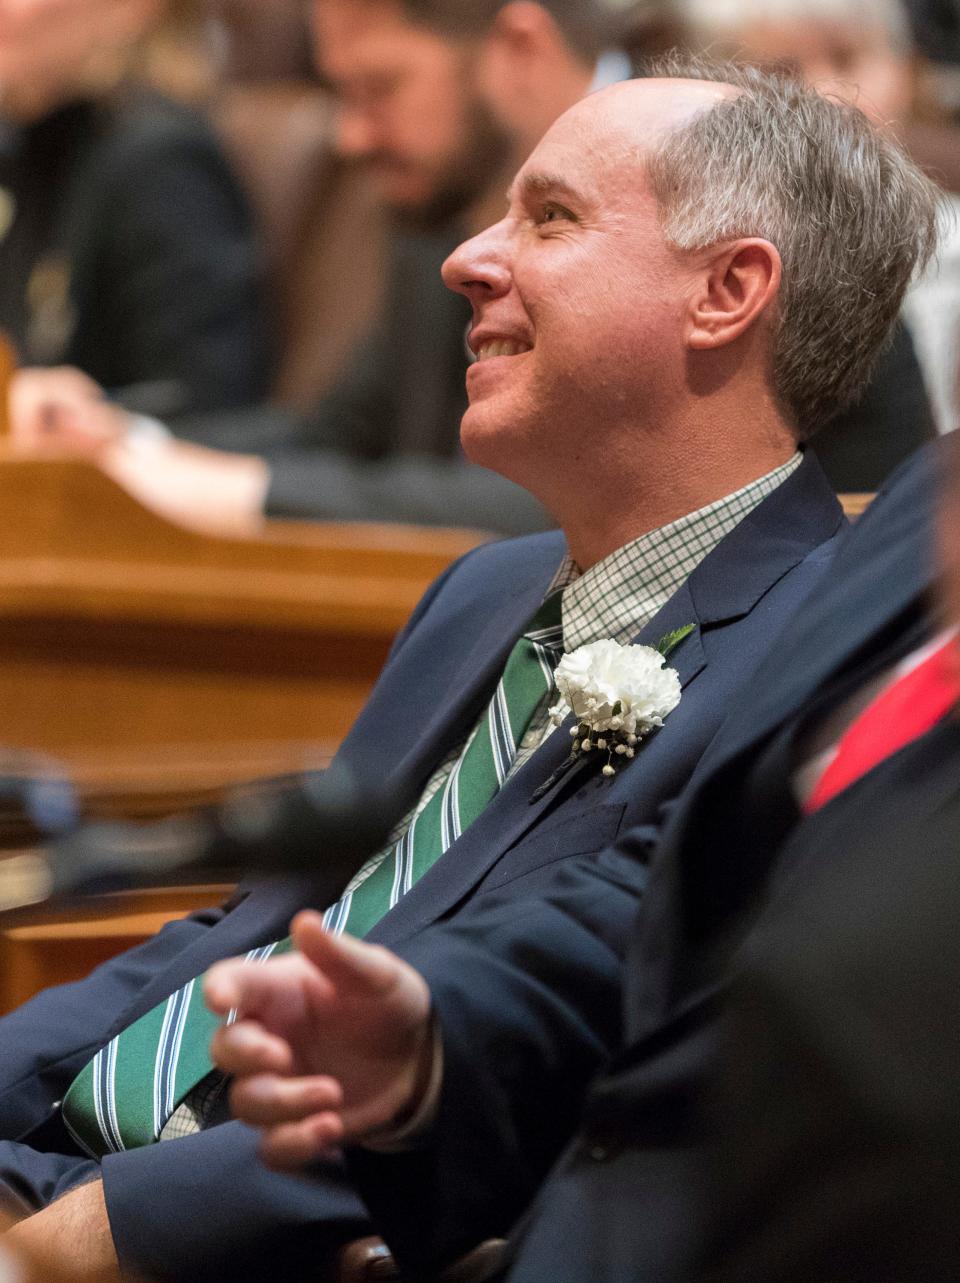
[531,625,693,800]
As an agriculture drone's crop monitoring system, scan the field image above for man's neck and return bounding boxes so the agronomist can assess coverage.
[561,439,799,571]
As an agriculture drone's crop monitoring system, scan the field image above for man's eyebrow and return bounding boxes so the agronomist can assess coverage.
[508,172,587,206]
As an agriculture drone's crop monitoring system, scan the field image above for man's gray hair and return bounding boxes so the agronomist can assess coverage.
[643,52,943,437]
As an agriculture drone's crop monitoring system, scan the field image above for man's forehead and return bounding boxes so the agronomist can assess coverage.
[557,76,738,149]
[314,0,420,59]
[509,77,738,198]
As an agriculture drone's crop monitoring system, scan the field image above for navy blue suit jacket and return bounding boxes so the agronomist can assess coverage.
[0,455,842,1280]
[352,441,939,1280]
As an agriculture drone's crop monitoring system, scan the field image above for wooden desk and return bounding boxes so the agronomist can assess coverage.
[0,883,232,1014]
[0,451,485,821]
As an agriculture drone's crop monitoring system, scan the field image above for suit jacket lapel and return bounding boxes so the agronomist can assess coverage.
[101,547,564,1027]
[627,448,938,1033]
[686,457,933,779]
[354,552,563,815]
[369,459,840,946]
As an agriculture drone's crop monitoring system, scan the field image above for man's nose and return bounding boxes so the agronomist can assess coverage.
[441,221,512,303]
[335,102,379,158]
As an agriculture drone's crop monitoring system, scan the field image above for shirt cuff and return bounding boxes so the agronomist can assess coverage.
[361,1017,444,1153]
[125,414,172,457]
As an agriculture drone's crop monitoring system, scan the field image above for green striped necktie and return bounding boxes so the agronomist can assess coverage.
[62,591,565,1158]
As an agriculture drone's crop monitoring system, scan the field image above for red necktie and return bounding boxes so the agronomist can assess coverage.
[805,638,960,814]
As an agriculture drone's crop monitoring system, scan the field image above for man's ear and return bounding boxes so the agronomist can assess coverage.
[477,0,568,109]
[485,1,563,66]
[686,239,782,351]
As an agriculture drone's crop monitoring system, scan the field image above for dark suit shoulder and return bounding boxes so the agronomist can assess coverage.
[391,529,567,643]
[87,87,230,170]
[810,321,936,492]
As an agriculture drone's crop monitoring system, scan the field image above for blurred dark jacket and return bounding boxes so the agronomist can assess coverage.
[811,320,937,491]
[0,88,269,416]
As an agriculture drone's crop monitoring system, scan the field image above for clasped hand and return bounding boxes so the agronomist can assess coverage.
[205,911,434,1169]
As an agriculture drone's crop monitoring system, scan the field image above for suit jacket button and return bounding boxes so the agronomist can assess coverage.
[588,1144,609,1162]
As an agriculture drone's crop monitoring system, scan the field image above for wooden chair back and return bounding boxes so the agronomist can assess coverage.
[0,330,16,437]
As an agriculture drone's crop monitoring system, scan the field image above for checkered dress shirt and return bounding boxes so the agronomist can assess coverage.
[409,451,802,802]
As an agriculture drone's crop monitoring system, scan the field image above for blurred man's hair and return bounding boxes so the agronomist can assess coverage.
[398,0,617,64]
[644,51,943,436]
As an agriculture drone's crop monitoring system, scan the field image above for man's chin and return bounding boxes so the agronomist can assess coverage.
[460,413,529,484]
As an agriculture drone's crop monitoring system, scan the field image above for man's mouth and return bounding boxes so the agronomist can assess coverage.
[474,339,533,361]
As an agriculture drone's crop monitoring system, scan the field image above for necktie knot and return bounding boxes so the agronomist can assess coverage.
[524,589,564,653]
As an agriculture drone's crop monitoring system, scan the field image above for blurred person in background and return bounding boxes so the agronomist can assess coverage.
[903,0,960,71]
[8,0,938,534]
[9,0,613,534]
[207,0,317,80]
[0,0,269,416]
[677,0,960,440]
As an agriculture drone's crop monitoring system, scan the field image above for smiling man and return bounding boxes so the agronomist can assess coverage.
[447,78,802,565]
[0,58,939,1282]
[202,68,947,1283]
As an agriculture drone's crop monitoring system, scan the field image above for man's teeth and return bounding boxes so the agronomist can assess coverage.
[476,340,532,360]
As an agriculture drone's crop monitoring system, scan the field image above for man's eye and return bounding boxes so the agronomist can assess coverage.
[537,202,575,225]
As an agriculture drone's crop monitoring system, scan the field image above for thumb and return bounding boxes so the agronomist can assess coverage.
[291,912,401,998]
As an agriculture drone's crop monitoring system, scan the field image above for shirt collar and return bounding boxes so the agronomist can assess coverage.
[547,452,803,652]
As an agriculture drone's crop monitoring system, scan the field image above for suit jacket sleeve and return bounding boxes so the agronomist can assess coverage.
[348,835,654,1275]
[100,1123,371,1280]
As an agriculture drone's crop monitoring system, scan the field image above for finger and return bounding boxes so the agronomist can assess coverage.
[229,1073,343,1126]
[203,958,248,1015]
[74,401,124,439]
[205,953,326,1022]
[291,912,401,998]
[258,1115,346,1172]
[210,1019,294,1077]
